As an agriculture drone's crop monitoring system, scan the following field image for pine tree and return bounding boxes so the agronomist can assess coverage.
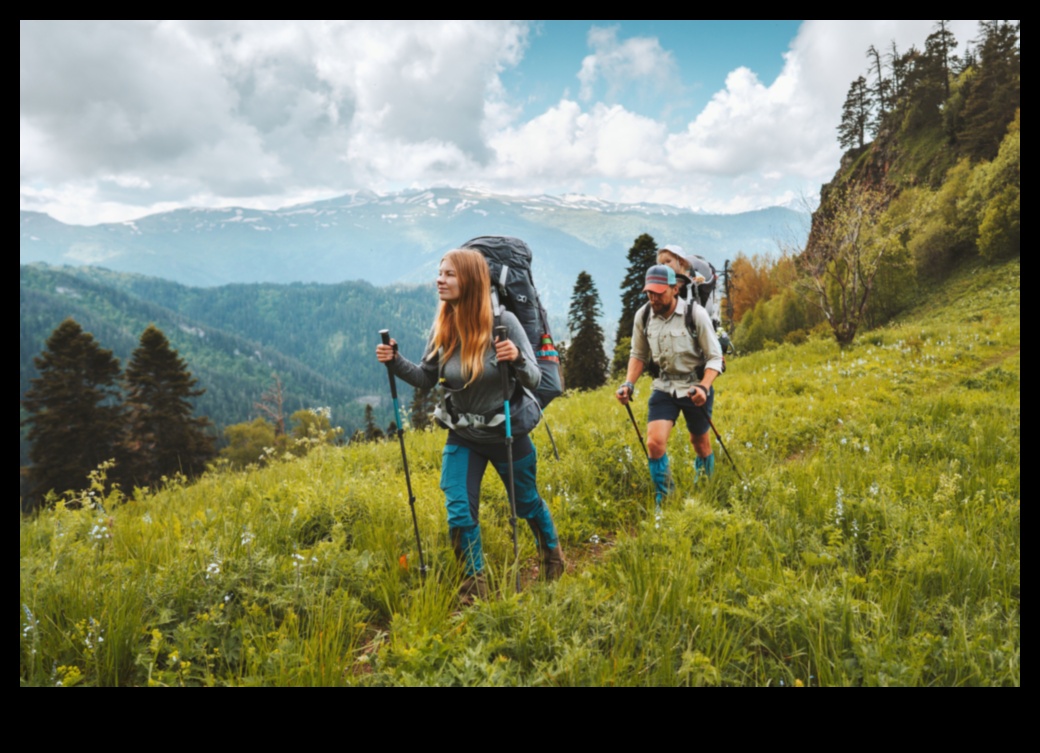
[927,21,957,100]
[124,325,215,486]
[363,403,384,441]
[21,318,126,504]
[409,385,436,430]
[564,271,608,391]
[613,234,658,374]
[866,45,891,136]
[616,234,659,346]
[837,76,872,150]
[958,21,1020,161]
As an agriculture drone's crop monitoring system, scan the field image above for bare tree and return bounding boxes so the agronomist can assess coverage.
[798,185,891,346]
[866,44,890,135]
[254,373,286,436]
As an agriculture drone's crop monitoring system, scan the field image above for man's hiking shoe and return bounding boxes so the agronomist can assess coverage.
[457,573,489,606]
[539,545,567,581]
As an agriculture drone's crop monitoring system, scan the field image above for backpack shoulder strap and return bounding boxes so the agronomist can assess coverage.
[640,302,652,336]
[684,300,698,340]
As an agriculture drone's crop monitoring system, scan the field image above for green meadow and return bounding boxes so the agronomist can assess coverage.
[20,258,1020,686]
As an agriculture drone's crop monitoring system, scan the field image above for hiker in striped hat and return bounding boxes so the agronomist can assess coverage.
[615,263,724,515]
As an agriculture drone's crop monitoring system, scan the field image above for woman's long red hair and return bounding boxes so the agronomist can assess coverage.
[428,249,493,387]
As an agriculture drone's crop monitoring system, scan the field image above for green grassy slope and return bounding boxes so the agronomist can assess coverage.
[20,257,1019,686]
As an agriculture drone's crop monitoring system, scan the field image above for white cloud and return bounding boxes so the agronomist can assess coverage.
[490,101,667,181]
[20,20,530,223]
[21,20,987,224]
[578,26,677,102]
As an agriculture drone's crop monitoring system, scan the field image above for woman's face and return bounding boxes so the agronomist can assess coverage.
[437,257,461,303]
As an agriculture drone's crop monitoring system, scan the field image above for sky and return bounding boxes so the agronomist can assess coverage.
[20,20,983,226]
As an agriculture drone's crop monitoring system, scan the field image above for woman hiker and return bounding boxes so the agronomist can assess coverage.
[376,248,565,603]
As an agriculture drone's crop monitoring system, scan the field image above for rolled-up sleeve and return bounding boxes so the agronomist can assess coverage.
[694,306,724,375]
[629,304,650,364]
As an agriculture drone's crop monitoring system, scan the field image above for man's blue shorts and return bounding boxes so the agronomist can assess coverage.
[647,387,714,437]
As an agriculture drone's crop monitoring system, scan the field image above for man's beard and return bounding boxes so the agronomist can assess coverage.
[650,298,670,314]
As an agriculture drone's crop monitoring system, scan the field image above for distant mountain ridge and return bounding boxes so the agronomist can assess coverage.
[21,188,808,323]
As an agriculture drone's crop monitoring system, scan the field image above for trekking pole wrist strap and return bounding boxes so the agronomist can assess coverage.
[621,381,635,394]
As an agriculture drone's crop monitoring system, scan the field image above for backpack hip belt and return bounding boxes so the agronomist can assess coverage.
[660,365,706,383]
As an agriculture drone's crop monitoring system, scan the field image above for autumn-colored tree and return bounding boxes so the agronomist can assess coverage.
[726,253,778,324]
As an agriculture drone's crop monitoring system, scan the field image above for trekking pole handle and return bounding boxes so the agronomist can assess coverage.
[494,325,510,368]
[379,329,399,357]
[494,325,513,436]
[616,382,635,402]
[379,330,398,399]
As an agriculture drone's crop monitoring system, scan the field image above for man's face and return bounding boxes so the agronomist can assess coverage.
[646,285,677,315]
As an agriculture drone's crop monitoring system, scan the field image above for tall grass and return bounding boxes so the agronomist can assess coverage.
[20,259,1019,685]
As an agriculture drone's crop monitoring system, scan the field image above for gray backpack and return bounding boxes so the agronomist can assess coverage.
[461,236,564,409]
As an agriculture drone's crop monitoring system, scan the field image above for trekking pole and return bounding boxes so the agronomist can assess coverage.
[495,325,521,593]
[379,330,427,578]
[698,405,748,487]
[622,395,649,460]
[542,413,560,460]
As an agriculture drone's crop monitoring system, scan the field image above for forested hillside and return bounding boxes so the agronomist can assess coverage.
[20,264,437,463]
[729,20,1019,352]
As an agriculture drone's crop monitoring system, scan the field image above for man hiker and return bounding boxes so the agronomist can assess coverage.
[615,262,724,511]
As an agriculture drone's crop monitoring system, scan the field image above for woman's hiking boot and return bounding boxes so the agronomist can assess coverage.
[457,573,489,606]
[539,544,567,581]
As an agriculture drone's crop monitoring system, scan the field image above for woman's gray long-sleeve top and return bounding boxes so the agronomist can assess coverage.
[390,310,541,443]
